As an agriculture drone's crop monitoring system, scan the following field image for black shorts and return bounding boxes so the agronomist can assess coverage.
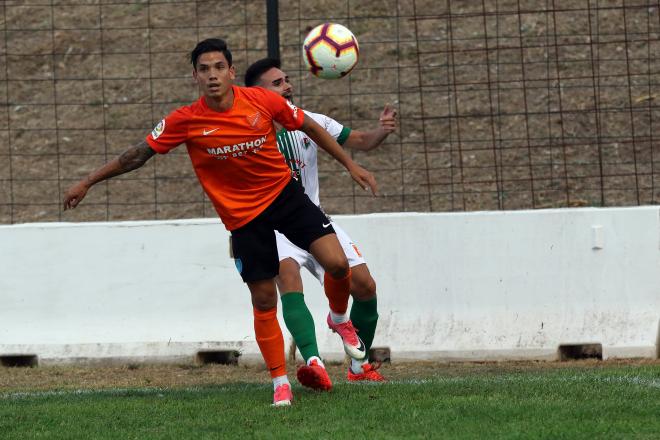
[230,178,335,283]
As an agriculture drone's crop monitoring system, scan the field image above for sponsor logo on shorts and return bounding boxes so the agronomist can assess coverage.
[234,258,243,274]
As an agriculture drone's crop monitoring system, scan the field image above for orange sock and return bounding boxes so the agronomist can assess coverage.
[253,307,287,378]
[324,268,352,314]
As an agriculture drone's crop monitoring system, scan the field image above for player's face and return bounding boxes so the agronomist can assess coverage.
[258,68,293,100]
[193,51,235,99]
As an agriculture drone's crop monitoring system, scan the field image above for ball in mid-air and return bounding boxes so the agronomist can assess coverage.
[302,23,359,79]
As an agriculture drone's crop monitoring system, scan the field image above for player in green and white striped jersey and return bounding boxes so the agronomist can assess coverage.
[245,58,397,385]
[276,111,350,207]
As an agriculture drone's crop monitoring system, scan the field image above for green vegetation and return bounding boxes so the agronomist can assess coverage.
[1,365,658,439]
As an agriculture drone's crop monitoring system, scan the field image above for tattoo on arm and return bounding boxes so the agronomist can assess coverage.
[82,141,156,187]
[118,141,156,172]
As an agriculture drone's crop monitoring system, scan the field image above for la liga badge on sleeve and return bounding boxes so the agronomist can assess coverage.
[151,119,166,139]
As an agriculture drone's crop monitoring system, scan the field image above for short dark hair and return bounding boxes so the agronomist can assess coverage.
[244,58,281,87]
[190,38,232,69]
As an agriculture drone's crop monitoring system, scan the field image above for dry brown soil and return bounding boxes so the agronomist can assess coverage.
[2,358,658,393]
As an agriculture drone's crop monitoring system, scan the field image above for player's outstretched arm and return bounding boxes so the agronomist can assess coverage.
[343,103,397,151]
[300,115,378,196]
[63,141,156,210]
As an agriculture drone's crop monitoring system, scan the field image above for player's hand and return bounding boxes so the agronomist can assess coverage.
[348,163,378,196]
[63,180,90,210]
[379,104,398,133]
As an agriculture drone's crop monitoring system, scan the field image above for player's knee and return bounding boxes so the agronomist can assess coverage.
[351,276,376,301]
[249,282,278,310]
[252,295,278,311]
[325,256,350,279]
[277,272,300,293]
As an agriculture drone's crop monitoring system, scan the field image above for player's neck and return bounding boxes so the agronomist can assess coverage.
[204,87,234,112]
[274,121,283,131]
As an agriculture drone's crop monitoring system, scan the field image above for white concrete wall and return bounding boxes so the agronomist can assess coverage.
[0,207,658,365]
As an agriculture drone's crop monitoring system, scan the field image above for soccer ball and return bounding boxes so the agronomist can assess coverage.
[302,23,359,79]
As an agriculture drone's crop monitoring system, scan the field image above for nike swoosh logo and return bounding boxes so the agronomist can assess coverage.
[203,128,219,135]
[322,223,331,228]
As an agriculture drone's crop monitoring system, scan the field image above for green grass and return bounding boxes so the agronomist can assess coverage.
[1,365,659,439]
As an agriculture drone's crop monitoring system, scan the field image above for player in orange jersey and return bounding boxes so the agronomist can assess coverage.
[62,38,376,406]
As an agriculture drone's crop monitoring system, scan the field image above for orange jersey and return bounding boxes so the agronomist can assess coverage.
[146,86,304,230]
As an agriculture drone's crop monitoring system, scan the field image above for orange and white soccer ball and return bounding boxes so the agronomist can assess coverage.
[302,23,359,79]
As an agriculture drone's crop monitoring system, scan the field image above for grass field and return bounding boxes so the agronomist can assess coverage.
[1,361,659,439]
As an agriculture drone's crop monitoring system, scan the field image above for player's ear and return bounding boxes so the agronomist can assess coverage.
[229,65,236,80]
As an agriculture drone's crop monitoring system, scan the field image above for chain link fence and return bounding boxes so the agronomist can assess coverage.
[1,0,658,224]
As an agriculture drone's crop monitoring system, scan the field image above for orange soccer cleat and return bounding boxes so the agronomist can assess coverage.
[347,363,386,382]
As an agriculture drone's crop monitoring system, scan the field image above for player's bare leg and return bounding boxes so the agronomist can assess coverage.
[308,233,349,279]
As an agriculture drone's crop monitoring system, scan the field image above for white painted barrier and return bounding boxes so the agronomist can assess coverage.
[1,207,658,365]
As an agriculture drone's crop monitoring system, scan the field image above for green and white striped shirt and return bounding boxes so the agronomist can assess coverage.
[276,110,351,206]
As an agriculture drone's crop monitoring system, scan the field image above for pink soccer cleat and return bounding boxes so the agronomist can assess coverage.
[326,313,367,360]
[272,383,293,407]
